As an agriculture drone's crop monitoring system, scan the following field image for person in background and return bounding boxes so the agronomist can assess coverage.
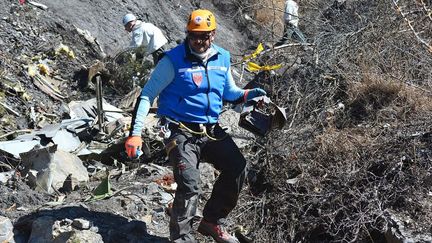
[276,0,306,46]
[122,13,168,64]
[124,9,266,243]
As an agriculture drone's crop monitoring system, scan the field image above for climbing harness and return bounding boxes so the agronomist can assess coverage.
[159,117,228,141]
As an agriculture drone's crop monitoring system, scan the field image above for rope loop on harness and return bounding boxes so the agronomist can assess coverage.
[164,117,227,141]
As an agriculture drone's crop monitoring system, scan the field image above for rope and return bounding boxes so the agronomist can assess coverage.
[165,117,228,141]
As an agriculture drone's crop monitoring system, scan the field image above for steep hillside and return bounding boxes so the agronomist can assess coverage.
[0,0,253,130]
[232,0,432,242]
[1,0,432,242]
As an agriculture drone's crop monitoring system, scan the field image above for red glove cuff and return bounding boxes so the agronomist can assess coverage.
[243,89,250,103]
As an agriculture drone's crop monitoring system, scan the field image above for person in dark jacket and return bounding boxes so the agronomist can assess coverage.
[125,9,266,243]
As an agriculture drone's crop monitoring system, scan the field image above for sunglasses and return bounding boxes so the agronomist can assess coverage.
[188,32,212,41]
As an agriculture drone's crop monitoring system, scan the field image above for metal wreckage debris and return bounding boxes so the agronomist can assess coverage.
[239,95,287,137]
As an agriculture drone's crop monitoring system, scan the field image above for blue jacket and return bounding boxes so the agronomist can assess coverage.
[158,43,231,124]
[130,43,245,136]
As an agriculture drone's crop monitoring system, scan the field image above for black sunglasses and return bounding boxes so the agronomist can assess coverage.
[188,32,212,41]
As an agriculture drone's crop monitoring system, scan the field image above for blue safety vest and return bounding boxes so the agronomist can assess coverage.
[157,43,230,124]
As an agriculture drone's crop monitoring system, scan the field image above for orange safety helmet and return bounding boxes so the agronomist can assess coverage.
[187,9,216,32]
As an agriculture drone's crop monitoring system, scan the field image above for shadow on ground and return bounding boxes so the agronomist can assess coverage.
[13,205,170,243]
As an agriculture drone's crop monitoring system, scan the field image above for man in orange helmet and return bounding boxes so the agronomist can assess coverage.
[125,9,266,243]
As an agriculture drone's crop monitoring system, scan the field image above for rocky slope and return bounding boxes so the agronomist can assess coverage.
[0,0,254,242]
[1,0,432,243]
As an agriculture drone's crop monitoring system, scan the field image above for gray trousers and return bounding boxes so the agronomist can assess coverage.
[280,23,306,44]
[166,123,246,243]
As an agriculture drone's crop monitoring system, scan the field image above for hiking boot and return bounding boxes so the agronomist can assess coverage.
[197,219,240,243]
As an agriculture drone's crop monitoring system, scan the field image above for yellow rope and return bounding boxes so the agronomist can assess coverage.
[164,117,228,141]
[178,122,227,141]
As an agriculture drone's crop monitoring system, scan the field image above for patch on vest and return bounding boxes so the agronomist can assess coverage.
[192,72,203,86]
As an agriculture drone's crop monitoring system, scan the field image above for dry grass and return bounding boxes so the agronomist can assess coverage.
[315,128,368,162]
[346,70,432,124]
[233,0,432,242]
[347,72,402,121]
[401,85,432,112]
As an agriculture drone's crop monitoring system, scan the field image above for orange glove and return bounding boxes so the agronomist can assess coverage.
[125,136,143,159]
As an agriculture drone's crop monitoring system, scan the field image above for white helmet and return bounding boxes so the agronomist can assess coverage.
[122,13,137,26]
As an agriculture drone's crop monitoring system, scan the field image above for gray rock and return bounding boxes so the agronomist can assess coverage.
[0,171,15,185]
[0,216,15,243]
[72,218,91,230]
[28,216,56,243]
[200,163,216,190]
[61,230,103,243]
[20,146,89,194]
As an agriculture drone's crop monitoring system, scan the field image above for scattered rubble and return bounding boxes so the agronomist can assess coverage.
[0,0,431,243]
